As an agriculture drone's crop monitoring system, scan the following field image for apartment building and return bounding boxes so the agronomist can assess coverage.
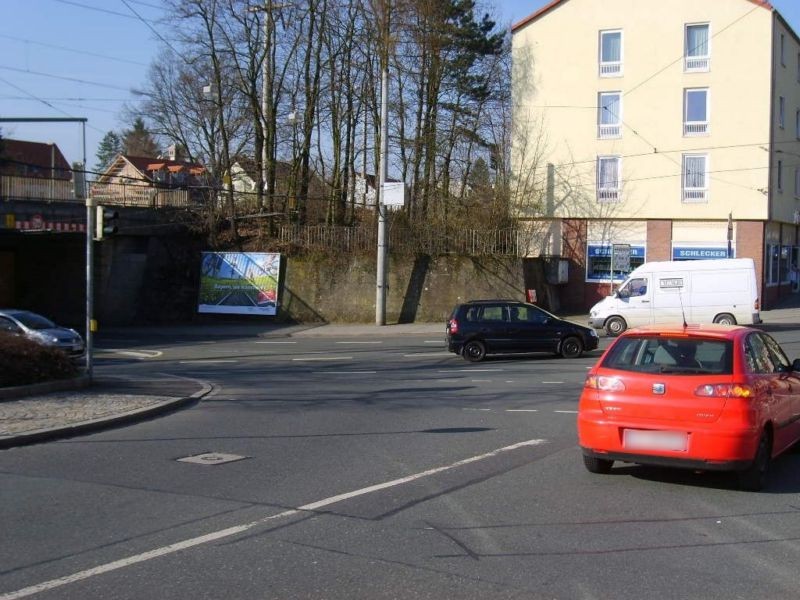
[511,0,800,311]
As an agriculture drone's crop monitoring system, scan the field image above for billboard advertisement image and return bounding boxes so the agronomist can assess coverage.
[198,252,281,316]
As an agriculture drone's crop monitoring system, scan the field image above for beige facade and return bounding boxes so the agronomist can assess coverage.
[512,0,800,310]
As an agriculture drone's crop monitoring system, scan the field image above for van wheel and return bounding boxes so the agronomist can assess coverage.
[605,316,627,337]
[714,313,737,325]
[583,454,613,474]
[560,336,584,358]
[462,340,486,362]
[738,431,771,492]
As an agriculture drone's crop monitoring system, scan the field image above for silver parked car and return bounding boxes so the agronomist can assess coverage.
[0,309,85,359]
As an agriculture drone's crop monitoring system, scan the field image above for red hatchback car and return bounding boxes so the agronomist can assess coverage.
[578,324,800,490]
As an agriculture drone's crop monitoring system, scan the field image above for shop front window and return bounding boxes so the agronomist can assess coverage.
[586,244,645,282]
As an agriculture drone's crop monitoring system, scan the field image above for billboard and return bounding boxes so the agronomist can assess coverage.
[198,252,281,316]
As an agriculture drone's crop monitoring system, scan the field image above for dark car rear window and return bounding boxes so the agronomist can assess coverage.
[602,336,733,375]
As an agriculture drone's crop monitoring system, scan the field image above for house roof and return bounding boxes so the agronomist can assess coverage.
[97,154,207,184]
[0,138,72,180]
[511,0,775,33]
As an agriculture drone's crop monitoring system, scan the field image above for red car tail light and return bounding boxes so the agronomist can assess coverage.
[585,375,626,392]
[694,383,753,398]
[448,318,459,334]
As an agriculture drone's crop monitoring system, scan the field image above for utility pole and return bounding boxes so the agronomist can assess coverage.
[375,0,391,326]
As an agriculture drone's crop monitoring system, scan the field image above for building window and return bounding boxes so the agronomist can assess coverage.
[779,96,786,128]
[684,88,709,135]
[685,23,710,71]
[599,30,622,76]
[797,52,800,81]
[597,156,621,201]
[682,154,708,202]
[796,110,800,139]
[778,160,783,192]
[781,33,786,66]
[795,167,800,197]
[781,246,791,283]
[767,244,780,285]
[586,244,645,282]
[598,92,621,138]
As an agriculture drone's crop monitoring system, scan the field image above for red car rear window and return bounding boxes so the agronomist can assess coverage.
[601,336,733,375]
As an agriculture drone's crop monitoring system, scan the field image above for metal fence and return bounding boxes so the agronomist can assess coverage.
[90,182,191,208]
[276,224,523,256]
[1,175,79,203]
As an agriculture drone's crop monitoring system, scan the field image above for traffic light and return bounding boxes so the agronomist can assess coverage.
[95,206,119,240]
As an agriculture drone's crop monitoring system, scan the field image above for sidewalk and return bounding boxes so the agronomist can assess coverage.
[3,302,799,449]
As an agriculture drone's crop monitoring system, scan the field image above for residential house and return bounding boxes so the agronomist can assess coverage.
[0,139,74,202]
[91,154,208,208]
[512,0,797,310]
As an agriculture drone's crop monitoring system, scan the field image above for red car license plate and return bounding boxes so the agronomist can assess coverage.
[623,429,688,452]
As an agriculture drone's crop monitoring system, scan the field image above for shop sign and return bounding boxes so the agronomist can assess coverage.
[672,247,730,260]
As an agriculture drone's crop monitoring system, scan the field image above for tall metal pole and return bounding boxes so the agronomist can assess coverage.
[375,3,390,326]
[85,194,95,379]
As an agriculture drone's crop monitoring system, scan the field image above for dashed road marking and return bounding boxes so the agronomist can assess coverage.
[292,357,352,362]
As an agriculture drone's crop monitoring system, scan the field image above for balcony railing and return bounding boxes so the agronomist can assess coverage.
[684,121,709,136]
[90,182,190,208]
[682,188,708,202]
[684,56,710,72]
[598,124,621,139]
[1,175,79,203]
[597,187,620,202]
[599,62,622,77]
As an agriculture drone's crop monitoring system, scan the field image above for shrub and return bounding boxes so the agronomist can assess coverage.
[0,332,79,387]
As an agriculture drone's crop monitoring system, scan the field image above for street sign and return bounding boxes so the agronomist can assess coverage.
[612,243,631,273]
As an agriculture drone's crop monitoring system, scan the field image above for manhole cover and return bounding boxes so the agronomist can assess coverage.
[177,452,249,465]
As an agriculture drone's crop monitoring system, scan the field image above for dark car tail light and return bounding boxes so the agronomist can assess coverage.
[694,383,753,398]
[584,375,625,392]
[448,318,459,334]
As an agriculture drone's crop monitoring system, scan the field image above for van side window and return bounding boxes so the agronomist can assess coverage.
[628,278,648,296]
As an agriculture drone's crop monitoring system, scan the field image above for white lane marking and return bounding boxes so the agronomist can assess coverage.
[463,408,492,411]
[1,439,546,600]
[554,410,578,414]
[424,340,444,344]
[541,381,564,384]
[336,341,382,345]
[99,349,162,359]
[178,360,237,364]
[438,369,503,373]
[313,371,377,374]
[404,352,450,357]
[506,409,539,412]
[471,379,492,383]
[255,341,296,344]
[292,357,352,362]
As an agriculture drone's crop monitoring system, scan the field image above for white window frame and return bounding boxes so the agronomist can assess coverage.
[683,88,709,136]
[682,153,708,202]
[597,92,622,138]
[780,96,786,129]
[597,156,621,202]
[684,22,711,72]
[599,29,623,77]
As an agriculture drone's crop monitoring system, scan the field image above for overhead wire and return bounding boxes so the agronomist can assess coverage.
[0,33,149,67]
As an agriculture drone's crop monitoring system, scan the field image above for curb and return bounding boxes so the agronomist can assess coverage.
[0,375,91,402]
[0,382,213,450]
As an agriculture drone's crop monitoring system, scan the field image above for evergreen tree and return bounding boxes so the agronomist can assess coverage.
[95,130,122,173]
[122,117,160,157]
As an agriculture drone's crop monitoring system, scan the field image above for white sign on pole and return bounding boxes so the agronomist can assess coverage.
[381,181,407,207]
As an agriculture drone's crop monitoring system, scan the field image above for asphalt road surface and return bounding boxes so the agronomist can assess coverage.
[2,329,800,599]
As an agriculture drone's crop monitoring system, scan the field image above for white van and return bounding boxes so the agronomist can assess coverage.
[588,258,761,336]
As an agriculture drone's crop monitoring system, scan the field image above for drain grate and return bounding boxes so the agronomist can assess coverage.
[177,452,249,465]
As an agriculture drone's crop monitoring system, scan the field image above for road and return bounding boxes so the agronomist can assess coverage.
[2,328,800,599]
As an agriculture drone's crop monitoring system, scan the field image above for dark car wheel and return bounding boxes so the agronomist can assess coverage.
[560,336,584,358]
[462,340,486,362]
[738,431,771,492]
[605,316,627,337]
[583,454,613,474]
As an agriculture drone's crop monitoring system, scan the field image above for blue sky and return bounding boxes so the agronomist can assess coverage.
[2,0,799,170]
